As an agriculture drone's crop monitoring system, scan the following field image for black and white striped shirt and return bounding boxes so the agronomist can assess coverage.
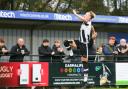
[79,21,92,44]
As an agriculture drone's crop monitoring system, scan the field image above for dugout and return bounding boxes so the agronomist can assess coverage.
[0,10,128,61]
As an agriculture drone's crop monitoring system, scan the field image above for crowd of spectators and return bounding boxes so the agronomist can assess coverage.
[0,36,128,62]
[96,36,128,62]
[0,38,65,62]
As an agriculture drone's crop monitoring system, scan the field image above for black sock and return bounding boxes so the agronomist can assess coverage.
[82,61,89,83]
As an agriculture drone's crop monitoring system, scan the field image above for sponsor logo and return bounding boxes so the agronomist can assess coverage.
[0,11,15,18]
[60,67,83,73]
[0,66,13,78]
[95,66,101,71]
[65,64,83,67]
[54,13,72,21]
[118,17,128,23]
[60,64,83,73]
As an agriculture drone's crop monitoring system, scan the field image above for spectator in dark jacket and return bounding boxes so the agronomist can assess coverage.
[9,38,30,62]
[88,39,96,61]
[114,38,128,61]
[38,39,52,62]
[0,38,8,60]
[115,38,128,55]
[52,40,65,62]
[103,36,117,55]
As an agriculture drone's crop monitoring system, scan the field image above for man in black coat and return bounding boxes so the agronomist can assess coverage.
[38,39,52,62]
[52,40,65,62]
[9,38,30,62]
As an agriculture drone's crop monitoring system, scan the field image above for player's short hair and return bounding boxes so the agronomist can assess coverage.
[88,11,96,19]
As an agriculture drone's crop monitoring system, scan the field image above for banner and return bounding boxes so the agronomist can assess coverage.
[0,62,49,87]
[0,62,119,87]
[49,63,116,86]
[116,63,128,85]
[49,63,84,86]
[88,63,115,86]
[0,10,128,23]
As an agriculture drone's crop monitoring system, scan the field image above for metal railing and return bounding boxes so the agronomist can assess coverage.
[0,54,128,62]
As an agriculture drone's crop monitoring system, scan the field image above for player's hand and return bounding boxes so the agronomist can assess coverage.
[92,32,97,39]
[73,9,77,15]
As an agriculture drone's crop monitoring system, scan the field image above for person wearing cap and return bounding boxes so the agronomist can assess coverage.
[103,36,117,55]
[38,39,52,62]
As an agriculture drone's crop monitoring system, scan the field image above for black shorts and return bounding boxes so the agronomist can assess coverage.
[74,40,87,56]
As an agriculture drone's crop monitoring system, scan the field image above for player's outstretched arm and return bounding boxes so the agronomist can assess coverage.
[72,9,86,22]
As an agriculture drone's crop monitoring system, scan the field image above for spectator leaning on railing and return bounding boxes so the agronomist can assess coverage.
[9,38,30,62]
[115,38,128,55]
[114,38,128,61]
[95,44,105,62]
[38,39,52,62]
[103,36,117,55]
[52,40,65,62]
[0,38,9,60]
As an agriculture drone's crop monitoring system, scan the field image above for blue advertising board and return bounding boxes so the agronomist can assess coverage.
[0,10,128,24]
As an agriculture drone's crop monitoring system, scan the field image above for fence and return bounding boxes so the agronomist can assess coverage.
[0,54,128,62]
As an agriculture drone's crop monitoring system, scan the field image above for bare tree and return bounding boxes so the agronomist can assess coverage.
[63,0,72,12]
[54,0,61,12]
[42,0,52,10]
[113,0,117,10]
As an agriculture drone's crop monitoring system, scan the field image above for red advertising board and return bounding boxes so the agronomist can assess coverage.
[0,62,49,87]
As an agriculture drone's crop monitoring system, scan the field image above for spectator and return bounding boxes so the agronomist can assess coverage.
[97,45,104,55]
[95,44,105,62]
[115,38,128,55]
[38,39,52,62]
[9,38,30,62]
[103,36,116,55]
[70,48,81,63]
[89,43,96,55]
[52,40,65,62]
[0,38,8,60]
[114,38,128,61]
[88,39,97,61]
[89,30,97,56]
